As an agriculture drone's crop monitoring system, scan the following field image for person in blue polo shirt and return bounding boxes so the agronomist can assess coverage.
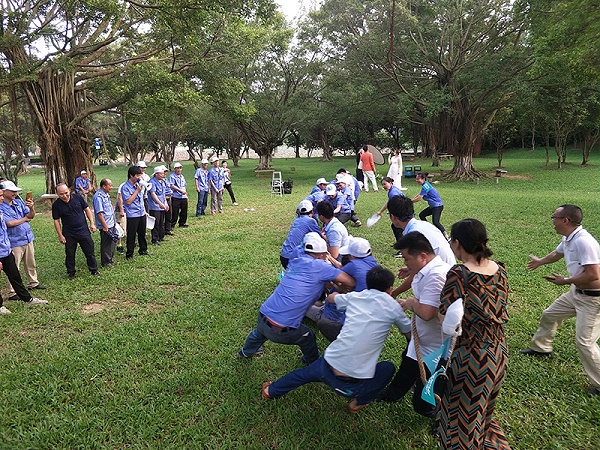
[169,162,189,227]
[238,232,356,364]
[279,200,320,269]
[52,183,100,280]
[121,165,148,260]
[208,156,224,215]
[317,201,349,260]
[412,172,449,240]
[92,178,117,268]
[0,183,48,314]
[74,170,93,201]
[194,159,210,217]
[147,165,170,245]
[0,180,46,299]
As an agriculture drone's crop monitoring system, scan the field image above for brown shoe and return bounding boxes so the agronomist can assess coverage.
[262,382,272,399]
[348,399,369,414]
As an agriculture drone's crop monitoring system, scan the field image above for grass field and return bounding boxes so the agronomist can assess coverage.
[0,148,598,449]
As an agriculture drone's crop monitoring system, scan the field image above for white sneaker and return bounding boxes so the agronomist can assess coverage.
[0,305,12,314]
[233,202,239,206]
[25,298,49,306]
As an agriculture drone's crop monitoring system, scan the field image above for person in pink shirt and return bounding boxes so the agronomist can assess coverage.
[360,145,379,192]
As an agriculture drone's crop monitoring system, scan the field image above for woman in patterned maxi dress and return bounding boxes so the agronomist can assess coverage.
[438,219,511,450]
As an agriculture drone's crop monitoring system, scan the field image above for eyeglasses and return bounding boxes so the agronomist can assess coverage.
[551,215,567,220]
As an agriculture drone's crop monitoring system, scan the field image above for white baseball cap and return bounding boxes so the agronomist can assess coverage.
[0,180,22,192]
[339,237,372,258]
[303,232,327,253]
[210,156,219,162]
[316,177,328,185]
[325,184,337,195]
[297,200,313,214]
[80,170,87,174]
[201,159,209,164]
[335,173,347,184]
[154,165,168,174]
[173,162,183,168]
[136,161,147,168]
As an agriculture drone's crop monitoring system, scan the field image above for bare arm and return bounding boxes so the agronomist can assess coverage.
[411,194,423,203]
[546,264,599,289]
[527,251,563,270]
[84,207,97,232]
[96,212,109,232]
[53,219,66,244]
[334,271,356,291]
[398,297,438,321]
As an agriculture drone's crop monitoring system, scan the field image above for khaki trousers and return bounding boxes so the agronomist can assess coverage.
[8,241,40,294]
[531,285,599,388]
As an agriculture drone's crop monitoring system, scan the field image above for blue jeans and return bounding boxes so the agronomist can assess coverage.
[240,312,319,364]
[196,190,208,216]
[268,357,395,406]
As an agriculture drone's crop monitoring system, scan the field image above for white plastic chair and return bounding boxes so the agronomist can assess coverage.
[271,171,283,196]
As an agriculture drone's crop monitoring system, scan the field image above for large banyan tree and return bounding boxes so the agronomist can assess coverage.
[312,0,533,180]
[0,0,278,192]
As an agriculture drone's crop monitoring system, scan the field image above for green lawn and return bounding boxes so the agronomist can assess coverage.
[1,148,598,449]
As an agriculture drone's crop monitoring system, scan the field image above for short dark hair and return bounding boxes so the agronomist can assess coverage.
[416,172,429,180]
[128,166,142,178]
[382,176,394,184]
[558,204,583,225]
[394,231,434,256]
[336,168,347,174]
[316,200,334,219]
[366,266,395,292]
[100,178,110,188]
[388,196,414,221]
[450,219,493,263]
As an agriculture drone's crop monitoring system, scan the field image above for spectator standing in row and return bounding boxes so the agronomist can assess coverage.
[169,162,189,228]
[0,181,46,299]
[93,178,117,268]
[52,183,100,280]
[208,156,224,215]
[136,161,151,211]
[148,165,170,245]
[0,184,48,314]
[194,159,210,217]
[221,160,238,206]
[121,166,148,260]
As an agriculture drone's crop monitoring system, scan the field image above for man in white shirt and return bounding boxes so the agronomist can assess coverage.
[522,204,599,396]
[261,266,411,414]
[380,231,451,417]
[387,195,455,297]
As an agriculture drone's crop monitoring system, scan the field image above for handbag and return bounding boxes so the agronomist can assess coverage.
[416,264,468,406]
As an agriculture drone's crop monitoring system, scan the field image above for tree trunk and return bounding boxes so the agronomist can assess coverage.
[23,67,94,193]
[255,148,273,170]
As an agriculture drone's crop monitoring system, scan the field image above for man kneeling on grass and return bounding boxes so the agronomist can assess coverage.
[261,266,411,413]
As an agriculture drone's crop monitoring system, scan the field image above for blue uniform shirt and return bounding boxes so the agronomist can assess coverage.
[260,254,342,328]
[208,167,224,191]
[388,185,405,200]
[147,177,168,211]
[0,199,34,247]
[121,180,146,217]
[323,255,379,323]
[280,215,321,259]
[75,176,91,192]
[169,173,188,199]
[0,210,13,258]
[92,190,115,229]
[419,181,443,207]
[195,168,210,192]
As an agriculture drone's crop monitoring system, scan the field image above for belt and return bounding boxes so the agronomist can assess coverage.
[261,313,294,332]
[575,288,600,297]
